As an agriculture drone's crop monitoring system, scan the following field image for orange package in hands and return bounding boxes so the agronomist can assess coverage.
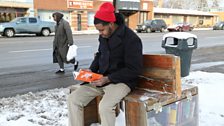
[73,69,103,82]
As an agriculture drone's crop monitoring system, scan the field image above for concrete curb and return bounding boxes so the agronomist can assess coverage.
[70,28,212,35]
[0,28,213,37]
[72,30,98,35]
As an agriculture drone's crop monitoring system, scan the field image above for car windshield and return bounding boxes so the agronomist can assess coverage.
[144,20,152,25]
[216,22,224,25]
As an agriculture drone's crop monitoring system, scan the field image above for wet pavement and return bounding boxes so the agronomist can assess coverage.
[191,45,224,73]
[0,45,223,98]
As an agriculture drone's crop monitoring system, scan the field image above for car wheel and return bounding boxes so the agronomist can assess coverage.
[178,28,182,32]
[41,29,50,36]
[160,28,165,32]
[4,29,15,37]
[146,28,151,33]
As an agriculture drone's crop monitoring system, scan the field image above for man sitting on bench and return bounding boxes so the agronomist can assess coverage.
[67,2,143,126]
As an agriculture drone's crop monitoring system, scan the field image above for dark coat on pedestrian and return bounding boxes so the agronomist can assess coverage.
[89,24,143,90]
[53,16,73,63]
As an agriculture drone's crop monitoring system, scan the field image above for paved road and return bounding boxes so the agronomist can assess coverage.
[0,59,91,98]
[0,30,224,98]
[2,45,223,98]
[192,45,224,73]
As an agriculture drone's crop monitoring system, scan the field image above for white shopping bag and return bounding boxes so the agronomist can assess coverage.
[66,44,78,61]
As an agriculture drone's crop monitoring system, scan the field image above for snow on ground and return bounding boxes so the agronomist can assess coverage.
[0,88,69,126]
[1,71,224,126]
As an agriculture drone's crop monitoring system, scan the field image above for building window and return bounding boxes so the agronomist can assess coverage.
[172,15,183,24]
[88,12,94,26]
[154,14,161,18]
[139,12,148,24]
[189,16,197,25]
[199,16,204,19]
[205,16,211,20]
[162,14,169,18]
[154,14,169,19]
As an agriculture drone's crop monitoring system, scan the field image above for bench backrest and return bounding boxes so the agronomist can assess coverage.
[137,54,181,97]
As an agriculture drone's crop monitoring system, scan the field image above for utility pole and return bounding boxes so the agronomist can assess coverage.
[113,0,118,12]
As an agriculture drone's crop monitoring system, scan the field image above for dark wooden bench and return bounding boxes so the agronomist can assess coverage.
[69,54,198,126]
[124,54,198,126]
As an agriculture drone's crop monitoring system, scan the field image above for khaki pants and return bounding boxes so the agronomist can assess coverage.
[67,83,131,126]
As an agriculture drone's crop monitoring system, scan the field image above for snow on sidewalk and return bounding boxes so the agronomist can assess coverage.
[1,71,224,126]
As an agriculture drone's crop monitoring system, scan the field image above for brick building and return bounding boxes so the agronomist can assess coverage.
[2,0,217,31]
[33,0,154,31]
[0,0,32,22]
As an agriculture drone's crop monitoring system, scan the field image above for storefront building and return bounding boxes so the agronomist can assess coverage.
[33,0,154,31]
[154,8,218,28]
[2,0,217,31]
[0,0,32,22]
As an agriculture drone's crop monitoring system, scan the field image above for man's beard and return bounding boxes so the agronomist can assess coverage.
[102,27,113,38]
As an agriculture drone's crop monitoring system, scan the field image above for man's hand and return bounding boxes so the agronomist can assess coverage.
[91,76,110,87]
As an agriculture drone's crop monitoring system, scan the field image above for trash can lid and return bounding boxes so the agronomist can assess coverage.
[162,32,197,40]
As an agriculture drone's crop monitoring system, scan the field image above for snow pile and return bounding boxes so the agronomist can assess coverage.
[1,71,224,126]
[0,88,70,126]
[182,71,224,126]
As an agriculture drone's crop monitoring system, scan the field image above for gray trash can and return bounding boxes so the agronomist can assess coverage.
[162,32,197,77]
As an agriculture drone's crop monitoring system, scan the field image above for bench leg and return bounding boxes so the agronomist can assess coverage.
[125,101,147,126]
[83,97,100,126]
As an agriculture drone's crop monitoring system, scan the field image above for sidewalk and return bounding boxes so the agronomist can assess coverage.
[193,27,212,30]
[72,30,98,35]
[0,28,213,37]
[70,28,212,35]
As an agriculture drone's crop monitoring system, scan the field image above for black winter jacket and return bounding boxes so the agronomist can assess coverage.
[90,24,143,90]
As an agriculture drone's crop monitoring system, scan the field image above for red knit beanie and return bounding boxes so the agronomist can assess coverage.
[94,2,116,22]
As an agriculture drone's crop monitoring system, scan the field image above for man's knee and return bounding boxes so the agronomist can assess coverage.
[98,101,114,114]
[67,91,82,106]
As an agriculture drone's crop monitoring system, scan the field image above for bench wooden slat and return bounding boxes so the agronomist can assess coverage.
[138,54,181,97]
[138,78,175,93]
[142,68,176,80]
[143,54,175,69]
[124,89,174,103]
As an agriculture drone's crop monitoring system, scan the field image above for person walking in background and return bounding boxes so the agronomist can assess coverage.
[67,2,143,126]
[52,12,78,74]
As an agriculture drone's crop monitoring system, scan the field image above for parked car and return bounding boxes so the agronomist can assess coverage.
[136,19,167,33]
[213,21,224,30]
[0,17,55,37]
[167,23,194,32]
